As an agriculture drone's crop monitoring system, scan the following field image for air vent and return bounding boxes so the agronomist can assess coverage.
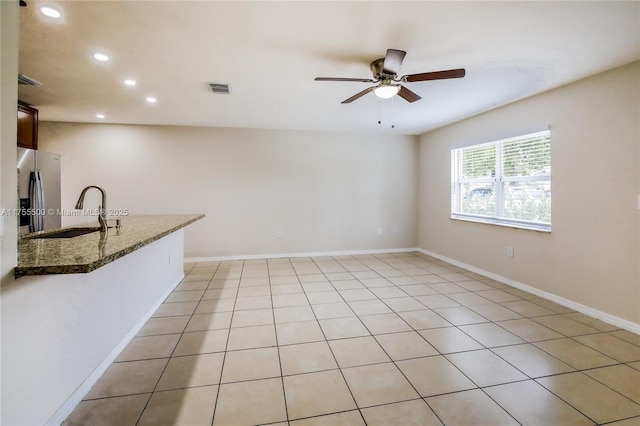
[18,74,41,86]
[208,83,230,94]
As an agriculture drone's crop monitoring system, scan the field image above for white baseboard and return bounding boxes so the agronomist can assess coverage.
[418,248,640,335]
[46,272,185,426]
[185,247,420,263]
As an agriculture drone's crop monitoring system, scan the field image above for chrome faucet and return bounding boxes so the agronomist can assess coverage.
[75,185,108,233]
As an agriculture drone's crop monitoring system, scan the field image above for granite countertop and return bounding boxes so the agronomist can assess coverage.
[15,214,204,278]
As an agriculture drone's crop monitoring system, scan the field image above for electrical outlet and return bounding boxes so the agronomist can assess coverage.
[376,227,383,235]
[507,246,514,258]
[276,229,283,239]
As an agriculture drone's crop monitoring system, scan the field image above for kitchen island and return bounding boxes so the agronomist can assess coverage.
[15,214,204,277]
[2,214,204,425]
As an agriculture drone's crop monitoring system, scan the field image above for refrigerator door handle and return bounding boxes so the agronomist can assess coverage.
[28,171,45,232]
[36,171,45,231]
[29,171,36,232]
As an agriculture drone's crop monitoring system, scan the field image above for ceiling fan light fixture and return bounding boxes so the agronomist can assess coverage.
[40,6,62,19]
[374,84,400,99]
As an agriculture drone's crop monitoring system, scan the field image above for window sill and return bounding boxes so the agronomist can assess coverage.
[450,214,551,233]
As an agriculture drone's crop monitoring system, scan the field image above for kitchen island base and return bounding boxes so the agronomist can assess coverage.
[2,230,186,426]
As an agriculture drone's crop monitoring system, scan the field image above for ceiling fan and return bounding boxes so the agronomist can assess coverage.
[315,49,465,104]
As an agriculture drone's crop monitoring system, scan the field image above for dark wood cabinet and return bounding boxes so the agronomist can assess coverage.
[17,101,38,150]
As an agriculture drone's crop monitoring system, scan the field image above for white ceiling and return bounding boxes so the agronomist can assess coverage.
[18,1,640,136]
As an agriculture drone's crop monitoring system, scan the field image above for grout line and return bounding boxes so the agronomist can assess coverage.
[532,372,603,425]
[208,258,244,426]
[267,257,291,424]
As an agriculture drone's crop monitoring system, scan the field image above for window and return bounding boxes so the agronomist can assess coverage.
[451,130,551,231]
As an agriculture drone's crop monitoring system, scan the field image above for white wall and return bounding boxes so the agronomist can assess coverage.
[38,125,419,258]
[1,0,19,285]
[418,61,640,325]
[0,6,20,424]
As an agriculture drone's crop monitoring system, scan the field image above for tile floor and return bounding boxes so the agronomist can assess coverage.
[64,252,640,426]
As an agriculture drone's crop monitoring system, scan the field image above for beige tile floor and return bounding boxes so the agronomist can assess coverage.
[64,252,640,426]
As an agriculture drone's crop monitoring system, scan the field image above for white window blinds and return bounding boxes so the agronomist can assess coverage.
[451,130,551,231]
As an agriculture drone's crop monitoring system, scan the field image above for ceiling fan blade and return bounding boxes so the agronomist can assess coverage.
[397,85,422,103]
[315,77,375,83]
[382,49,407,75]
[403,68,466,82]
[341,87,375,104]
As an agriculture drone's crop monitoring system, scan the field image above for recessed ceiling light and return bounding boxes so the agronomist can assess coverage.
[93,53,109,62]
[40,6,61,19]
[146,97,157,103]
[124,79,136,86]
[96,114,105,119]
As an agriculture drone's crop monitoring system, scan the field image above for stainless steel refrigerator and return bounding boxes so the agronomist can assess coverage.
[17,147,61,235]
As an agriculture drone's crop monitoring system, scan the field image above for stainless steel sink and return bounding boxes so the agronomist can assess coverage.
[24,227,101,239]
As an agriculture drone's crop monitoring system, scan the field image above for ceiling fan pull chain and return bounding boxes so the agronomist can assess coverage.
[378,98,382,124]
[391,96,395,129]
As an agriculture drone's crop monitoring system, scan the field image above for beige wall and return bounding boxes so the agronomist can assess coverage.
[39,124,419,258]
[418,61,640,324]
